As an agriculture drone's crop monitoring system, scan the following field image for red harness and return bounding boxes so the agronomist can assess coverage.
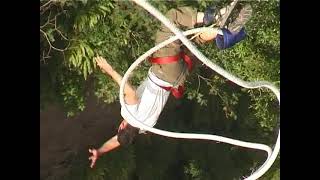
[149,52,192,99]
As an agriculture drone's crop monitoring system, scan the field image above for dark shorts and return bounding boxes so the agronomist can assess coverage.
[117,124,139,146]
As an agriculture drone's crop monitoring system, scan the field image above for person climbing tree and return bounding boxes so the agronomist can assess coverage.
[88,2,252,168]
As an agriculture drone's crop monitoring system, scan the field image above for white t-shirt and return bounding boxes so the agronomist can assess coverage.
[120,69,172,131]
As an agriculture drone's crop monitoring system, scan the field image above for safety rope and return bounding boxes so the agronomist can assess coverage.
[120,1,280,179]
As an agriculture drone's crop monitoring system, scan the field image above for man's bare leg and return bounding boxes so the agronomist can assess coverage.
[196,4,236,42]
[95,56,138,105]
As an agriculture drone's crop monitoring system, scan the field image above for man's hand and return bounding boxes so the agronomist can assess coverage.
[118,120,128,132]
[88,148,99,168]
[94,56,113,74]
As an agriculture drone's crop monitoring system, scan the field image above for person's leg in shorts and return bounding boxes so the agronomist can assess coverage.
[151,4,252,87]
[151,6,222,87]
[151,6,209,87]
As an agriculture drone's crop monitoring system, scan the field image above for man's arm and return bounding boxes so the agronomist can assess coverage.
[88,119,129,168]
[95,56,138,105]
[89,135,121,168]
[97,136,120,155]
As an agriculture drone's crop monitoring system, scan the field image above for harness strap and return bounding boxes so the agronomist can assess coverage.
[158,85,185,99]
[149,52,193,71]
[149,52,192,99]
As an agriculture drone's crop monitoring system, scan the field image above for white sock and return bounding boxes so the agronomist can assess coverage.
[217,29,224,35]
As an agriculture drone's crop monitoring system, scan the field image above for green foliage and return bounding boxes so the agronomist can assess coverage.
[134,136,180,180]
[67,40,95,80]
[40,52,87,117]
[191,0,280,133]
[259,155,280,180]
[41,0,279,179]
[88,147,136,180]
[94,72,119,104]
[57,68,86,117]
[184,160,205,180]
[66,147,136,180]
[41,0,156,115]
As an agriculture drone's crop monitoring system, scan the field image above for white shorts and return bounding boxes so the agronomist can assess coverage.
[120,69,171,132]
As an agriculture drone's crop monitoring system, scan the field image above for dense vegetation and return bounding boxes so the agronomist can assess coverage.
[40,0,280,179]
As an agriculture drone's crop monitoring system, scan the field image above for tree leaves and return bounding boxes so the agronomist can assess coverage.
[46,28,55,42]
[184,160,204,180]
[67,41,95,80]
[41,0,280,132]
[41,1,280,178]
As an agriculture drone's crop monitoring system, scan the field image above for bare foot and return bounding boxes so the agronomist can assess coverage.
[199,28,218,42]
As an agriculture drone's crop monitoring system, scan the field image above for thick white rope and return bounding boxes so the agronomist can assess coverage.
[119,1,280,179]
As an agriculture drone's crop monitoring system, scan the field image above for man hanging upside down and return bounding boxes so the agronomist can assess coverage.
[89,2,252,168]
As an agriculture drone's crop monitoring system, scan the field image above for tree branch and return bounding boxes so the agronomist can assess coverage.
[197,73,224,99]
[55,28,69,41]
[53,14,69,41]
[40,28,70,52]
[40,10,52,28]
[40,0,53,11]
[197,75,201,93]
